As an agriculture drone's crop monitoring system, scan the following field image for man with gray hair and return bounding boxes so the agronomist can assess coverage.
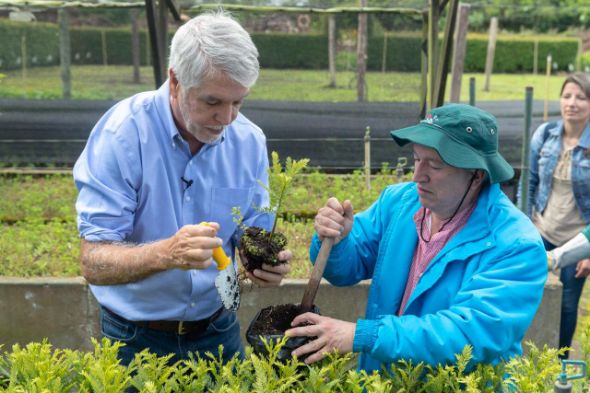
[73,12,291,365]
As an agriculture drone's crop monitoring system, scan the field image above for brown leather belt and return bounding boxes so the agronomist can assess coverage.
[105,307,224,336]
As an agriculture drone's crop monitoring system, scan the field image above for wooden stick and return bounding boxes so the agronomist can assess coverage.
[300,237,335,312]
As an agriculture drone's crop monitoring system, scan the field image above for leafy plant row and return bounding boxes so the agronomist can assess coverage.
[2,335,588,392]
[0,167,410,278]
[0,166,410,223]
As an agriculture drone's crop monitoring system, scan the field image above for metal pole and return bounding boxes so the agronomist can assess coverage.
[519,86,534,213]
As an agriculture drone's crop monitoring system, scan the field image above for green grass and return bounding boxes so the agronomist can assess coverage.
[0,65,567,102]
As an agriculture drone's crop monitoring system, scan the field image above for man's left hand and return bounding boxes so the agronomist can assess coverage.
[575,258,590,278]
[286,313,355,364]
[244,249,292,287]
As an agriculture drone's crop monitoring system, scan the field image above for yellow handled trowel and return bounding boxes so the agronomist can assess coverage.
[201,222,240,312]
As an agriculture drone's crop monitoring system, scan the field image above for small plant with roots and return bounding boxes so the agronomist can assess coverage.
[237,151,309,274]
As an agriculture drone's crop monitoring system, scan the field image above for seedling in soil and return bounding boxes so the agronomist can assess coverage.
[238,151,309,273]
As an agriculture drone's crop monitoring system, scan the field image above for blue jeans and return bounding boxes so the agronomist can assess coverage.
[543,237,587,359]
[100,306,244,366]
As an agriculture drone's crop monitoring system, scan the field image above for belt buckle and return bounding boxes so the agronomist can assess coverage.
[178,320,186,335]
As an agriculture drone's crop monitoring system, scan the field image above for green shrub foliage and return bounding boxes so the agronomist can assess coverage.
[369,32,578,73]
[0,20,60,70]
[0,337,587,392]
[0,20,579,72]
[252,33,329,69]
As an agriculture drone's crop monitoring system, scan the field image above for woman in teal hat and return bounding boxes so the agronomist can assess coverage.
[287,104,547,373]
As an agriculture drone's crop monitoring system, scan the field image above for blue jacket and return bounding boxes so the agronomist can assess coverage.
[526,120,590,223]
[310,182,547,372]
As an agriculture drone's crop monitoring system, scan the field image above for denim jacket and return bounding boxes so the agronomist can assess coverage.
[527,120,590,223]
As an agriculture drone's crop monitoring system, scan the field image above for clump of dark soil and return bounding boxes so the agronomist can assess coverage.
[240,226,288,272]
[249,303,307,335]
[246,303,320,361]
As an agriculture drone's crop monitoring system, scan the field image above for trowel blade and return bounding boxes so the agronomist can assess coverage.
[215,262,240,312]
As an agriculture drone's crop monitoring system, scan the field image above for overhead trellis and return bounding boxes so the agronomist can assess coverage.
[0,0,144,9]
[0,0,422,15]
[1,0,457,113]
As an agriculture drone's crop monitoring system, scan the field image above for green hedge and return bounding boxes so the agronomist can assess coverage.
[463,35,579,73]
[0,20,580,73]
[69,27,151,66]
[0,20,60,69]
[368,32,579,73]
[252,33,328,69]
[368,33,422,72]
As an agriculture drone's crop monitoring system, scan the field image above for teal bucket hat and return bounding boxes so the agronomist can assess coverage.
[390,103,514,184]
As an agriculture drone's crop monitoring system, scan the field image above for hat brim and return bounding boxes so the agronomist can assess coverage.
[391,123,514,184]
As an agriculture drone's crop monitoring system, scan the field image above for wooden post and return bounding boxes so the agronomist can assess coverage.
[533,39,538,75]
[356,0,368,102]
[544,54,552,122]
[58,8,71,99]
[483,17,498,92]
[381,32,387,73]
[469,76,475,106]
[20,33,27,79]
[328,14,336,88]
[577,38,583,71]
[428,0,440,108]
[145,30,151,66]
[157,0,168,77]
[450,3,470,103]
[145,0,164,87]
[131,9,141,84]
[433,0,459,107]
[101,30,108,67]
[364,127,371,191]
[420,9,428,117]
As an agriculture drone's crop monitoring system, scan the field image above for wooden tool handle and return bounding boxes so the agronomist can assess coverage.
[300,237,335,313]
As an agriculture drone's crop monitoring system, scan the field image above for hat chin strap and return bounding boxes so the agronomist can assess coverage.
[419,173,477,243]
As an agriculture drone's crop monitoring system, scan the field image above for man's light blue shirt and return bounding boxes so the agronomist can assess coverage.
[73,80,272,321]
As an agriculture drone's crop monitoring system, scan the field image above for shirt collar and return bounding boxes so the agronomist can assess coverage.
[153,79,179,142]
[413,201,476,242]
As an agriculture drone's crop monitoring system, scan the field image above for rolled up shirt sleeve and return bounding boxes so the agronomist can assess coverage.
[74,119,140,242]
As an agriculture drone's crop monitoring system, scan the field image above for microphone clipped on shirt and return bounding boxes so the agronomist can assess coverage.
[181,176,193,189]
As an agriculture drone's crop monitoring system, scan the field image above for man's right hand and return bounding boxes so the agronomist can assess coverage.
[314,197,354,244]
[165,222,223,270]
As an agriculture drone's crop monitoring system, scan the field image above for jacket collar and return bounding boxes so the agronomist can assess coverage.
[403,183,500,311]
[551,120,590,149]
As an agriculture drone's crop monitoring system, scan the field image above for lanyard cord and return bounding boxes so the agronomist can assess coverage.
[419,173,477,243]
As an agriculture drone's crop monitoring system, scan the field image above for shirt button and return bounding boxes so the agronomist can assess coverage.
[186,195,191,202]
[190,302,196,308]
[486,242,492,247]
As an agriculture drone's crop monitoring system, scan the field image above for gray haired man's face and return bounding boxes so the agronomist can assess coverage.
[171,72,249,145]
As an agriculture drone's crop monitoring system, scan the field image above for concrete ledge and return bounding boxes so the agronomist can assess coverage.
[0,275,561,353]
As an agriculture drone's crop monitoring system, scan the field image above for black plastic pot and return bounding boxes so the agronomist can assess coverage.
[246,303,320,362]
